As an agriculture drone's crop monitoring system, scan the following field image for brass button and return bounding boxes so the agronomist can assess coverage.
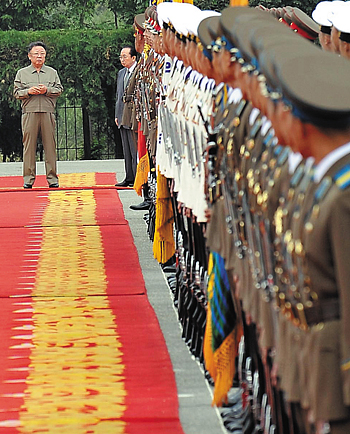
[305,222,313,233]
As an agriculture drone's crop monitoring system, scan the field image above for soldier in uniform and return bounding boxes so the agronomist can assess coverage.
[328,1,346,54]
[274,50,350,434]
[243,16,350,432]
[201,6,350,433]
[312,1,333,51]
[144,3,350,433]
[331,2,350,60]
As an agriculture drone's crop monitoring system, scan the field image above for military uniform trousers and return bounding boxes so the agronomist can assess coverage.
[119,126,137,183]
[22,112,58,186]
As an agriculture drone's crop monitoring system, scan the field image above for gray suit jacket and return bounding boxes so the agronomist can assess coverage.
[115,67,127,129]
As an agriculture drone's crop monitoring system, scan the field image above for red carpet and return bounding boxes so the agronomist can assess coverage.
[0,173,132,192]
[0,173,184,433]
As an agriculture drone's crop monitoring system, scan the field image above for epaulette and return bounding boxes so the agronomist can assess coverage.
[334,163,350,190]
[342,357,350,372]
[262,131,275,148]
[290,162,305,188]
[277,147,289,167]
[315,176,332,201]
[273,144,282,157]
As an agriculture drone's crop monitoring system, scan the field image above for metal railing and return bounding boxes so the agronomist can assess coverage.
[0,98,123,162]
[55,98,123,161]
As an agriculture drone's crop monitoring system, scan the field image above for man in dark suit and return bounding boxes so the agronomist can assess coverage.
[115,45,137,187]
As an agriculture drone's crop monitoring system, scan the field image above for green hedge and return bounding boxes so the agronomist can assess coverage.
[0,27,134,160]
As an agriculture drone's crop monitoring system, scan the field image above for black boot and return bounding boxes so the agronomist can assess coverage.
[129,183,152,211]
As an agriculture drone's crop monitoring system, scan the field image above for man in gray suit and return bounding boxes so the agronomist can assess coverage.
[115,45,138,187]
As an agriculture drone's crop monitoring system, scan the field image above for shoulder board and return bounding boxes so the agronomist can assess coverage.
[235,98,247,117]
[273,144,282,156]
[333,164,350,190]
[263,131,274,147]
[249,118,263,139]
[342,357,350,372]
[277,147,289,166]
[315,176,333,202]
[290,163,305,188]
[299,168,314,193]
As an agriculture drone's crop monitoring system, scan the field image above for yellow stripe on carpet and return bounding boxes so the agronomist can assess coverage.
[18,173,127,433]
[41,190,98,228]
[58,173,96,188]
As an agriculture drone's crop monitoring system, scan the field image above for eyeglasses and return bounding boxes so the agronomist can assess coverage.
[31,52,46,57]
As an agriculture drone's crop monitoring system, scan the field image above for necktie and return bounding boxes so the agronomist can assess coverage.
[123,70,129,90]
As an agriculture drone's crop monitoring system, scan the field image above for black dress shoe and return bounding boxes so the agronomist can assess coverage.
[129,201,151,211]
[115,180,133,187]
[23,183,32,189]
[49,183,59,188]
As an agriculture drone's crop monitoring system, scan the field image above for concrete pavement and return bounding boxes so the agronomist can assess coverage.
[0,160,226,434]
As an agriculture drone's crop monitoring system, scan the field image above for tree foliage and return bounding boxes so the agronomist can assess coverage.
[0,0,321,31]
[0,0,55,31]
[0,0,149,30]
[248,0,319,16]
[194,0,229,13]
[106,0,148,27]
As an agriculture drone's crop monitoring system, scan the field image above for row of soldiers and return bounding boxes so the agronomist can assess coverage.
[123,1,350,433]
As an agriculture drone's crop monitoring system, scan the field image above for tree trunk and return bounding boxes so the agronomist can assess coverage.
[114,11,118,29]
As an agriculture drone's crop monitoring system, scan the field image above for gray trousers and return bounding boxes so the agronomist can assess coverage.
[119,126,137,182]
[22,112,58,186]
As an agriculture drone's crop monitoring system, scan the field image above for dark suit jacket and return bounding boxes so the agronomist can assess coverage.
[121,64,139,130]
[115,67,127,129]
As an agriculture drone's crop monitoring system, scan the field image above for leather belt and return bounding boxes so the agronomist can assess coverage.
[279,295,340,330]
[303,298,340,326]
